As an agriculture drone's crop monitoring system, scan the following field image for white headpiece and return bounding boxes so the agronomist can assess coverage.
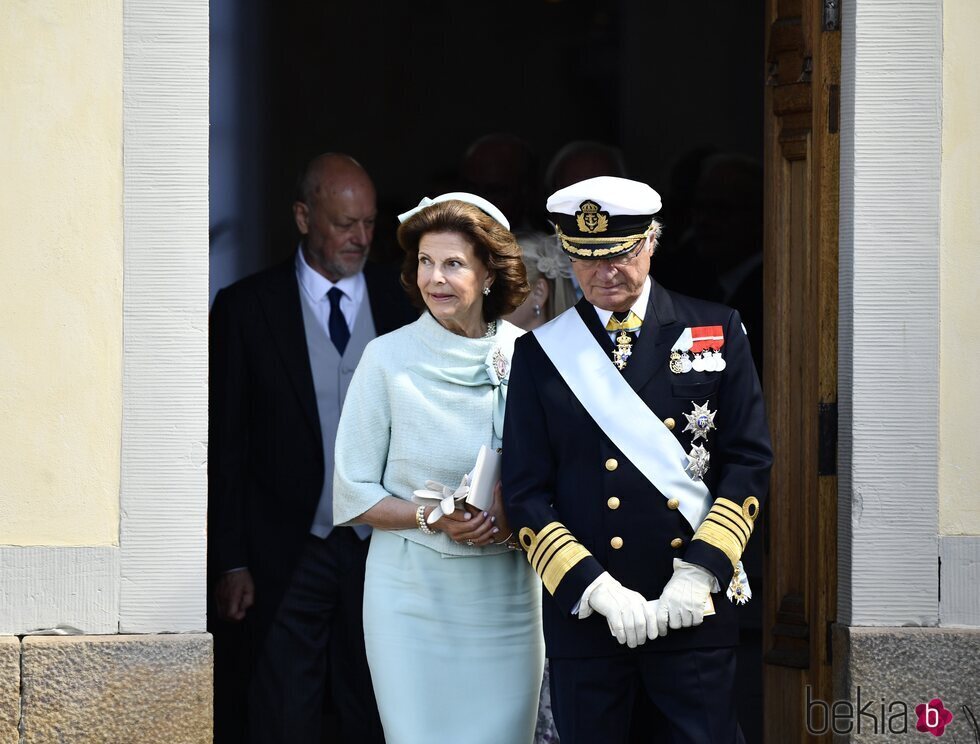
[397,192,510,230]
[517,232,573,280]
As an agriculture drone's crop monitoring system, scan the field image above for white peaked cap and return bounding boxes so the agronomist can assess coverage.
[546,176,661,217]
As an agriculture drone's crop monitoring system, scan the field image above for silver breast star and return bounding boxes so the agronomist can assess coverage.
[682,400,717,443]
[686,444,710,480]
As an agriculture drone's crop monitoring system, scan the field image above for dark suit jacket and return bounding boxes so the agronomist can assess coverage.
[207,257,417,637]
[502,282,772,658]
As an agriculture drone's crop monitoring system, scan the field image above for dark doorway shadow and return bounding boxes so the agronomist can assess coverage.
[210,1,766,741]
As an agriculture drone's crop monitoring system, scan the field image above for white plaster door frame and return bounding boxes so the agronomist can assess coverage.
[120,0,209,633]
[838,0,942,628]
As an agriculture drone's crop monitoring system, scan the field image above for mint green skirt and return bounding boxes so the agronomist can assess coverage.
[363,530,544,744]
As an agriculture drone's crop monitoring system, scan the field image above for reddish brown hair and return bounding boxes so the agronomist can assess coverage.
[397,200,529,321]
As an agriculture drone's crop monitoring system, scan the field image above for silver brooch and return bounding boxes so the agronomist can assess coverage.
[492,347,509,381]
[686,444,710,480]
[682,400,717,443]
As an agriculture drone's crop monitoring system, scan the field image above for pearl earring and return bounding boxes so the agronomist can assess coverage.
[482,285,491,296]
[533,304,541,317]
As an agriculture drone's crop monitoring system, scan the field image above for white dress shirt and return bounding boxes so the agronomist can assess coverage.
[295,246,366,334]
[592,276,652,340]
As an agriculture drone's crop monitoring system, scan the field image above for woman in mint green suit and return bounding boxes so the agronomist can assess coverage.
[333,194,544,744]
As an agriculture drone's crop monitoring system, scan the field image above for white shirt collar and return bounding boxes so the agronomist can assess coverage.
[295,245,366,306]
[592,276,651,330]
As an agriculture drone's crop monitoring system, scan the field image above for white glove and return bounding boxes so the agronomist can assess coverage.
[656,559,716,636]
[587,572,654,648]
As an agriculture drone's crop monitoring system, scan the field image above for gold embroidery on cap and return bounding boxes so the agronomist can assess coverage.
[575,200,609,234]
[555,222,657,258]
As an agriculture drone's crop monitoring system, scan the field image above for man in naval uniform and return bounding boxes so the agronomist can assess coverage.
[502,176,772,744]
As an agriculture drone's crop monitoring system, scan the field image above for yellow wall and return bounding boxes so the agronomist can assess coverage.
[939,0,980,535]
[0,2,123,545]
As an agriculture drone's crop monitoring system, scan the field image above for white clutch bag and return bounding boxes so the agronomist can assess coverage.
[412,445,500,524]
[464,445,500,512]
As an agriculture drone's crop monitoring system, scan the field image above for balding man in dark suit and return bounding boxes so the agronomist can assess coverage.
[209,153,416,743]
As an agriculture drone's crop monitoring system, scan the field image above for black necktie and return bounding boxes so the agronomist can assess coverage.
[327,287,350,355]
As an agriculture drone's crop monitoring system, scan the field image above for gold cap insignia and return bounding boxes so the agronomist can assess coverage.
[575,200,609,234]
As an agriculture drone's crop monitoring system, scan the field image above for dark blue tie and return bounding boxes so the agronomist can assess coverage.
[327,287,350,355]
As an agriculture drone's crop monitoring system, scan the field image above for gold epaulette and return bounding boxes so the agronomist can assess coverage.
[518,522,593,595]
[692,497,760,569]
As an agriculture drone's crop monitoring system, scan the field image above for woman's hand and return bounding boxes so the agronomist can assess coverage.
[431,505,498,547]
[483,481,512,543]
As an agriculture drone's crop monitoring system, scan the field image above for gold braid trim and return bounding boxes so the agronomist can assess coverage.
[692,521,744,569]
[519,522,594,596]
[692,497,758,569]
[555,223,657,258]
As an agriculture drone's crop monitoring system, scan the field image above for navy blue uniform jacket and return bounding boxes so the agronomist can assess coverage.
[502,282,772,658]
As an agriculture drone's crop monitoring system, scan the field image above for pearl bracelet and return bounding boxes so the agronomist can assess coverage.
[416,504,435,535]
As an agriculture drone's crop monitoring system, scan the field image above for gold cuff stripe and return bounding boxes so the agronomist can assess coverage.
[540,541,592,595]
[537,534,579,582]
[714,499,756,537]
[703,516,749,557]
[523,522,564,557]
[692,497,761,568]
[707,511,751,545]
[704,516,748,551]
[715,499,744,519]
[530,525,573,571]
[522,521,573,569]
[715,499,751,524]
[692,521,744,569]
[518,521,595,595]
[533,531,575,575]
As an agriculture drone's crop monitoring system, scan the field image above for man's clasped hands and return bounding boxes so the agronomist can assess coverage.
[582,560,718,648]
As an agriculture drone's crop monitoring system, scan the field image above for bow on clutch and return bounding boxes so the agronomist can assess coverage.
[413,475,471,525]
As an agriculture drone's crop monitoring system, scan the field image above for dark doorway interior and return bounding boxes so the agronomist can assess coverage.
[210,0,765,740]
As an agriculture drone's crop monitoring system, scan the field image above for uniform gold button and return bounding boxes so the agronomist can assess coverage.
[607,497,621,510]
[604,458,618,471]
[610,536,624,549]
[664,417,676,430]
[670,538,684,549]
[667,498,680,510]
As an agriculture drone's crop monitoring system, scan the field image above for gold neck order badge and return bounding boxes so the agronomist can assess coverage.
[612,330,633,370]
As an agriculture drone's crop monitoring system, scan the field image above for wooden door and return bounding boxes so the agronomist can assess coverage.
[762,0,840,740]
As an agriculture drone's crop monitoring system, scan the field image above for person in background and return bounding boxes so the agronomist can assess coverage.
[209,153,416,743]
[505,232,578,332]
[461,133,541,232]
[332,193,544,744]
[545,140,628,193]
